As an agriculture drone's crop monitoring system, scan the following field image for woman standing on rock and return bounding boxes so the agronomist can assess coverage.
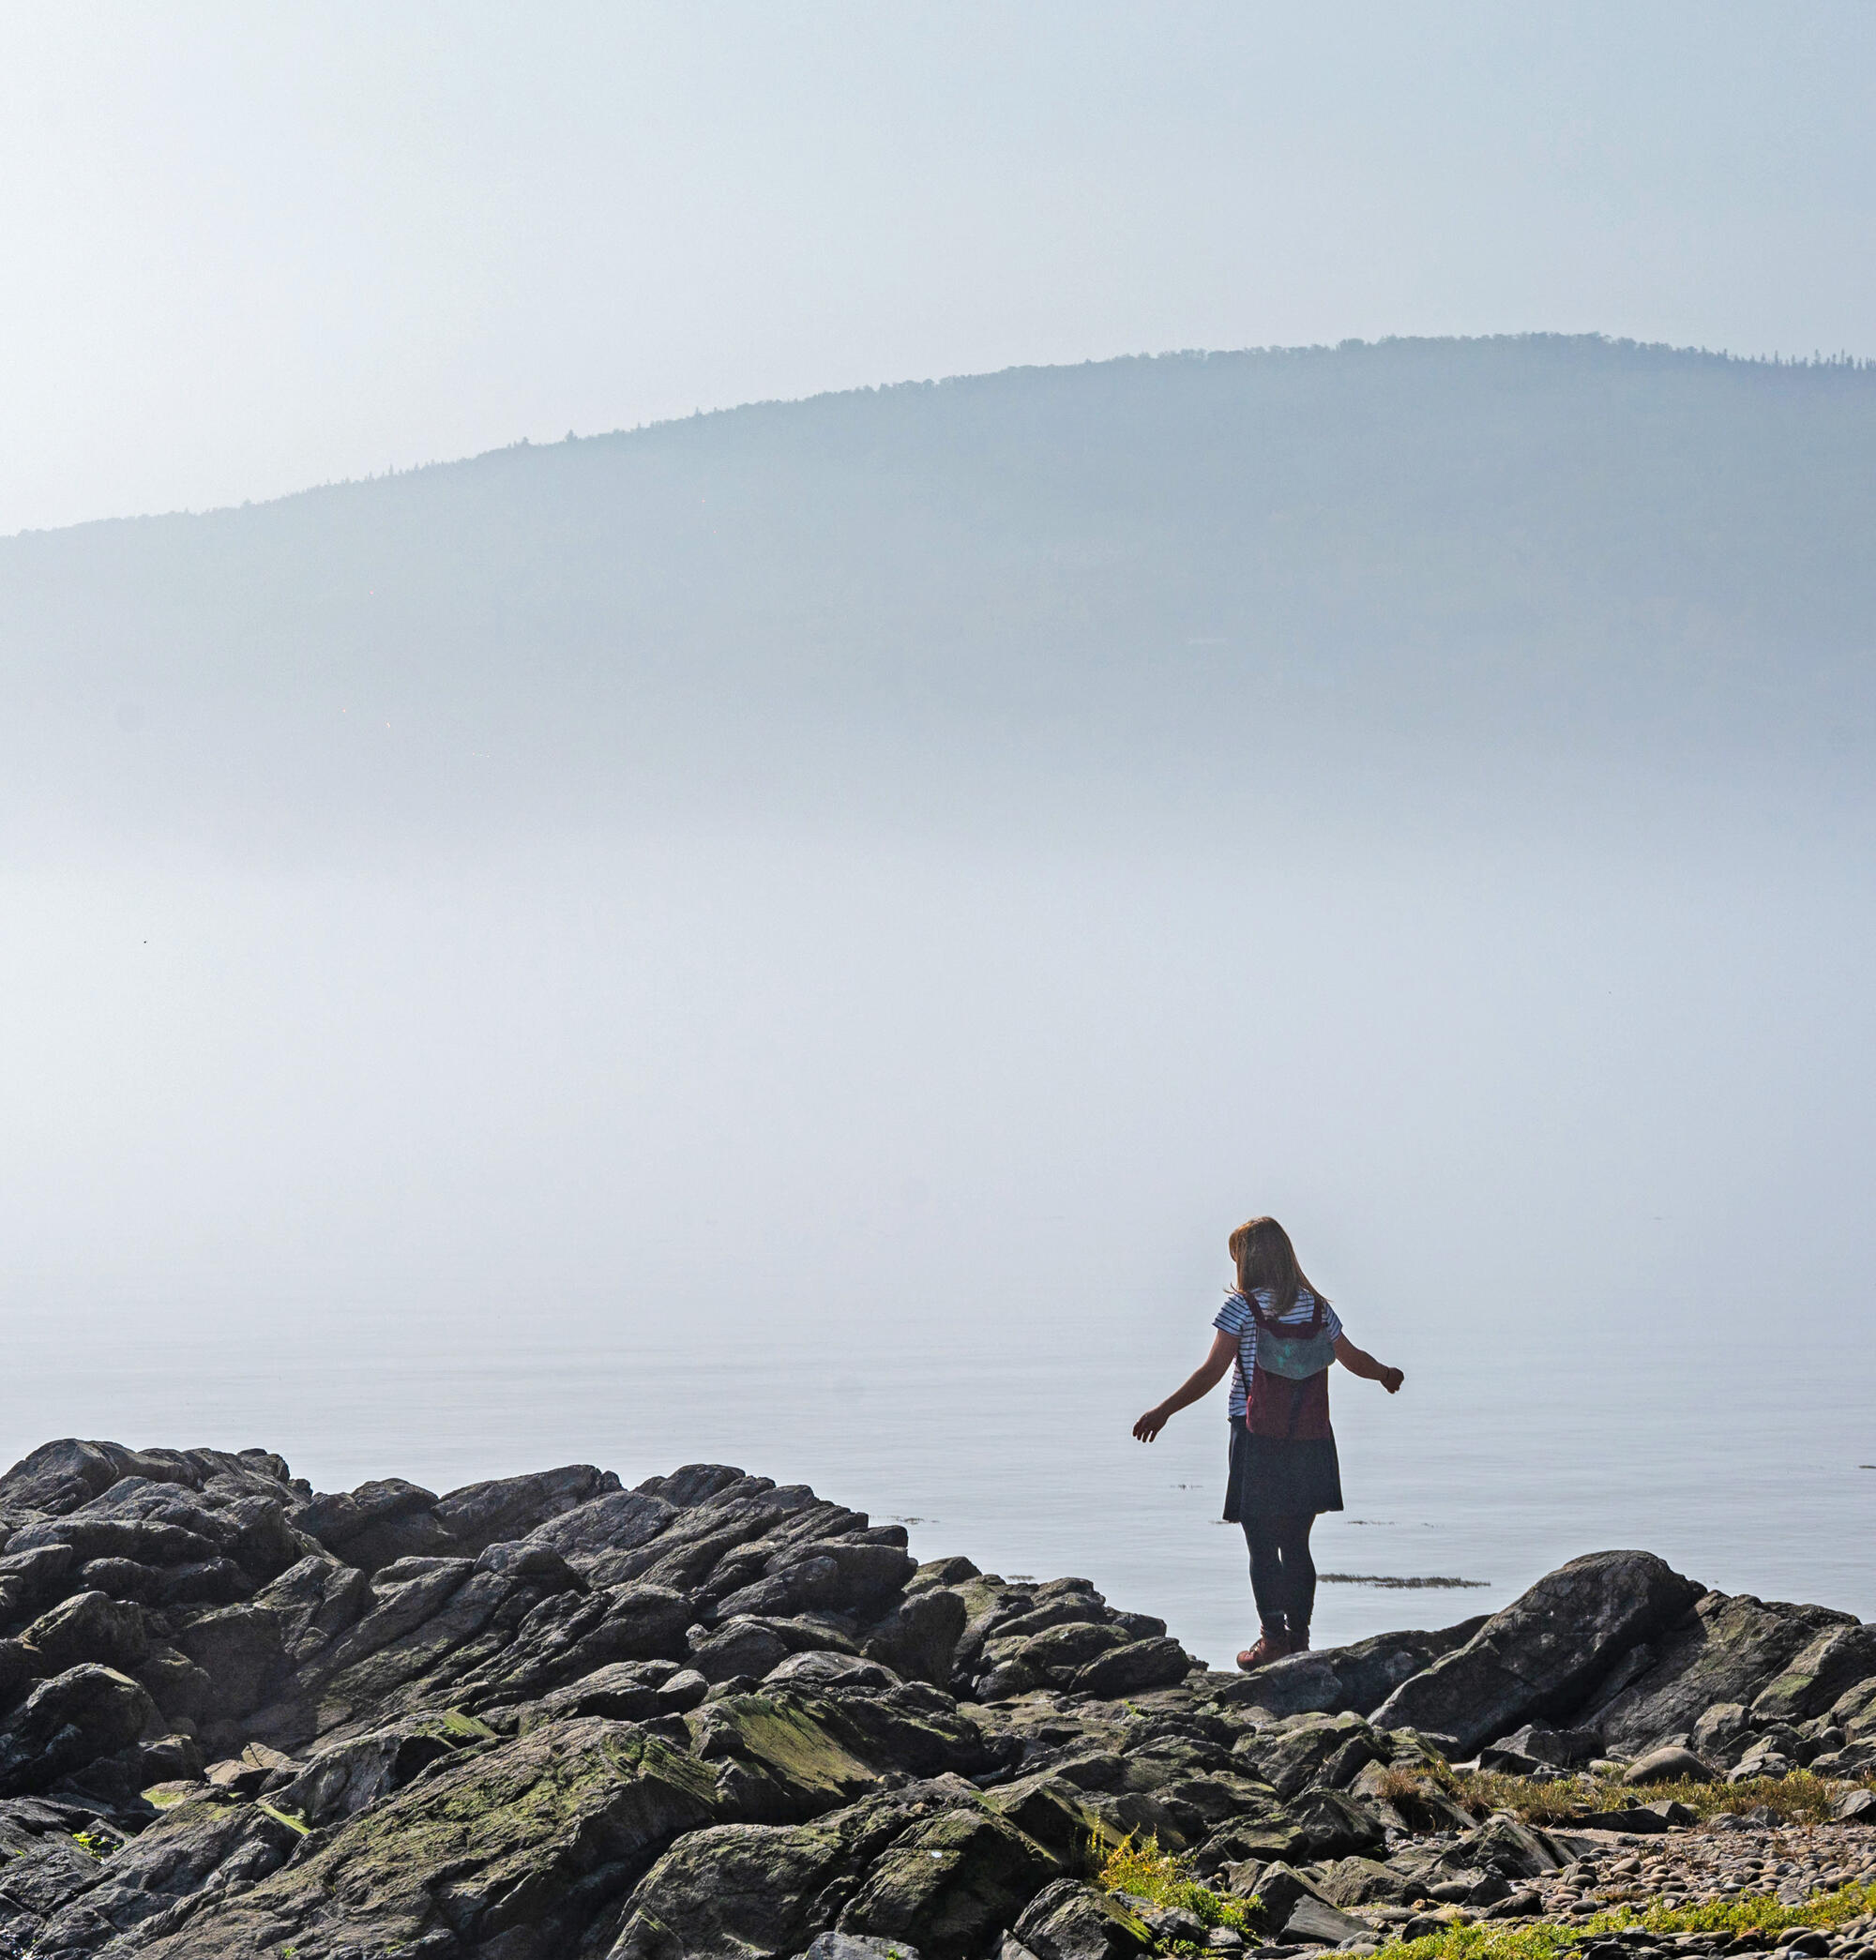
[1132,1215,1404,1674]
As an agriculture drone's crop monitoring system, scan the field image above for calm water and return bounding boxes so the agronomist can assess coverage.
[7,1295,1869,1673]
[4,825,1871,1669]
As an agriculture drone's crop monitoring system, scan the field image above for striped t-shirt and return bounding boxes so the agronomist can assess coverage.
[1215,1288,1345,1421]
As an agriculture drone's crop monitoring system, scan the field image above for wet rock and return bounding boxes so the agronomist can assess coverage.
[1372,1551,1702,1755]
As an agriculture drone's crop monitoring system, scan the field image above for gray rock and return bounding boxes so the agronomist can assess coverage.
[1072,1636,1195,1698]
[1749,1621,1876,1725]
[292,1476,439,1552]
[1834,1786,1876,1820]
[1233,1712,1377,1799]
[1214,1616,1489,1718]
[1690,1701,1750,1756]
[174,1603,285,1717]
[1371,1551,1702,1756]
[1012,1877,1154,1960]
[1287,1786,1385,1857]
[805,1937,930,1960]
[1594,1591,1857,1753]
[1313,1856,1415,1907]
[1282,1894,1371,1944]
[1622,1743,1713,1784]
[863,1583,969,1689]
[19,1589,149,1674]
[838,1807,1058,1960]
[0,1662,158,1794]
[1493,1722,1601,1767]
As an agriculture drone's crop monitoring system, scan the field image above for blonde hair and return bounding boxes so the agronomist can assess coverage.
[1228,1215,1329,1317]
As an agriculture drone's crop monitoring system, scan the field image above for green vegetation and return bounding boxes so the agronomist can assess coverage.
[1392,1762,1873,1830]
[1097,1834,1258,1935]
[1370,1878,1876,1960]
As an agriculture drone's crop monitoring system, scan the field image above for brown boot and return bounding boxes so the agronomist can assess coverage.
[1234,1626,1292,1672]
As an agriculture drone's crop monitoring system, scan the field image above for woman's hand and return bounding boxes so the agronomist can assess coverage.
[1132,1332,1237,1442]
[1380,1365,1404,1395]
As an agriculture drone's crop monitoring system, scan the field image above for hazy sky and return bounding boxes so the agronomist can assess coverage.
[5,0,1873,535]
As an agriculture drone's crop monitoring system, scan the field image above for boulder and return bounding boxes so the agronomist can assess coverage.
[611,1787,940,1960]
[1593,1591,1856,1752]
[0,1544,79,1624]
[807,1938,930,1960]
[1748,1622,1876,1725]
[174,1605,284,1717]
[431,1463,620,1553]
[19,1590,149,1674]
[1244,1860,1325,1928]
[1282,1892,1371,1944]
[1217,1615,1489,1718]
[1010,1877,1154,1960]
[1286,1785,1385,1857]
[123,1718,723,1959]
[1490,1722,1600,1768]
[0,1664,159,1794]
[1371,1551,1702,1756]
[277,1709,497,1824]
[1622,1743,1713,1785]
[1314,1855,1418,1907]
[1447,1816,1565,1879]
[1070,1637,1193,1699]
[863,1582,969,1689]
[837,1808,1057,1960]
[1232,1711,1376,1799]
[28,1794,301,1952]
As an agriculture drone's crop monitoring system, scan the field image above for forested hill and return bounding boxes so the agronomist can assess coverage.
[6,336,1874,843]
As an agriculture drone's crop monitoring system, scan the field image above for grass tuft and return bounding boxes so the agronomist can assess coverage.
[1426,1766,1872,1830]
[1097,1833,1258,1933]
[1371,1879,1876,1960]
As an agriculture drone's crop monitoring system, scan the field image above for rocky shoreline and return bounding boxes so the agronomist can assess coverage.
[0,1440,1868,1959]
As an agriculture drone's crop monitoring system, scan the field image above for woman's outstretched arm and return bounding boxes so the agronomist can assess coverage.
[1133,1330,1238,1441]
[1333,1334,1404,1394]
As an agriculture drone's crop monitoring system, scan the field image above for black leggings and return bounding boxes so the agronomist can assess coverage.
[1241,1512,1317,1638]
